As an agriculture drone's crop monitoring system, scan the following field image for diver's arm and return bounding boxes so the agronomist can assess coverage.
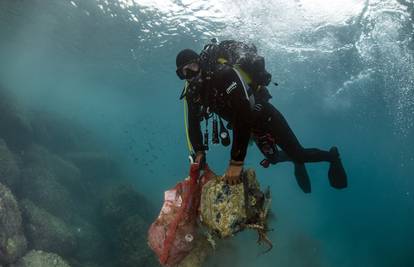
[186,99,205,153]
[219,68,252,162]
[229,93,251,162]
[231,123,251,161]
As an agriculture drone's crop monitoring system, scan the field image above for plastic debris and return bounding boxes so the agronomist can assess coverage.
[148,166,272,267]
[147,164,214,267]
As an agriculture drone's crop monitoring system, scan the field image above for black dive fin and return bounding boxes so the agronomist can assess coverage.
[328,147,348,189]
[294,163,311,193]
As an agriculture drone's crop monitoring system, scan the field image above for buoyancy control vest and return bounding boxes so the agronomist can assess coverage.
[182,39,274,155]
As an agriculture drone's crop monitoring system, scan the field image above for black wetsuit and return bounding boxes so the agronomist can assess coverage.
[186,64,333,164]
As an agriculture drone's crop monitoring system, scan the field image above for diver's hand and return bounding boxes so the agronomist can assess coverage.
[224,160,244,185]
[194,151,206,168]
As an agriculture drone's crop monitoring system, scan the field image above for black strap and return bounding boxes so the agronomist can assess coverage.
[179,85,187,100]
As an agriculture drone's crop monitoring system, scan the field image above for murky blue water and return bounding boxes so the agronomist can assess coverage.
[1,0,413,266]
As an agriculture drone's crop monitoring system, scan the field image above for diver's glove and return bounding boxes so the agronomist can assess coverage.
[224,160,244,185]
[194,151,206,169]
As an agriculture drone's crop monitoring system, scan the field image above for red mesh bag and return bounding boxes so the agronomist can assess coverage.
[148,164,214,267]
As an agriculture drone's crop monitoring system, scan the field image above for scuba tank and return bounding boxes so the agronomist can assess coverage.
[199,39,272,87]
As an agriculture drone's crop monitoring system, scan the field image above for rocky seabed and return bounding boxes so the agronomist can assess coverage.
[0,90,157,267]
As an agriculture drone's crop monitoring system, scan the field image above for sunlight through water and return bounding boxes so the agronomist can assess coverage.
[0,1,414,266]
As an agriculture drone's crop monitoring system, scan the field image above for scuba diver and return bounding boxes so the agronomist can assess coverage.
[175,40,347,193]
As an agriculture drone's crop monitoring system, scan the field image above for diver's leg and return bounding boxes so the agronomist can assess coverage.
[274,149,312,193]
[294,163,311,193]
[263,103,347,189]
[253,137,311,193]
[254,107,313,193]
[263,104,333,163]
[327,147,348,189]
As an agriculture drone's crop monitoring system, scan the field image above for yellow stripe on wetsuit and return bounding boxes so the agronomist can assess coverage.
[183,82,194,154]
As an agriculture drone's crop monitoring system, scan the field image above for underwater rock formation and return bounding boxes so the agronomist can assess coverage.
[65,152,122,184]
[202,239,241,267]
[0,138,21,190]
[18,145,84,221]
[29,111,101,156]
[21,144,100,221]
[0,89,33,151]
[0,183,27,264]
[20,164,76,221]
[177,236,212,267]
[71,219,105,263]
[98,185,157,266]
[96,185,156,266]
[11,250,71,267]
[101,185,154,226]
[117,214,157,267]
[20,199,77,258]
[0,89,158,267]
[22,145,82,195]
